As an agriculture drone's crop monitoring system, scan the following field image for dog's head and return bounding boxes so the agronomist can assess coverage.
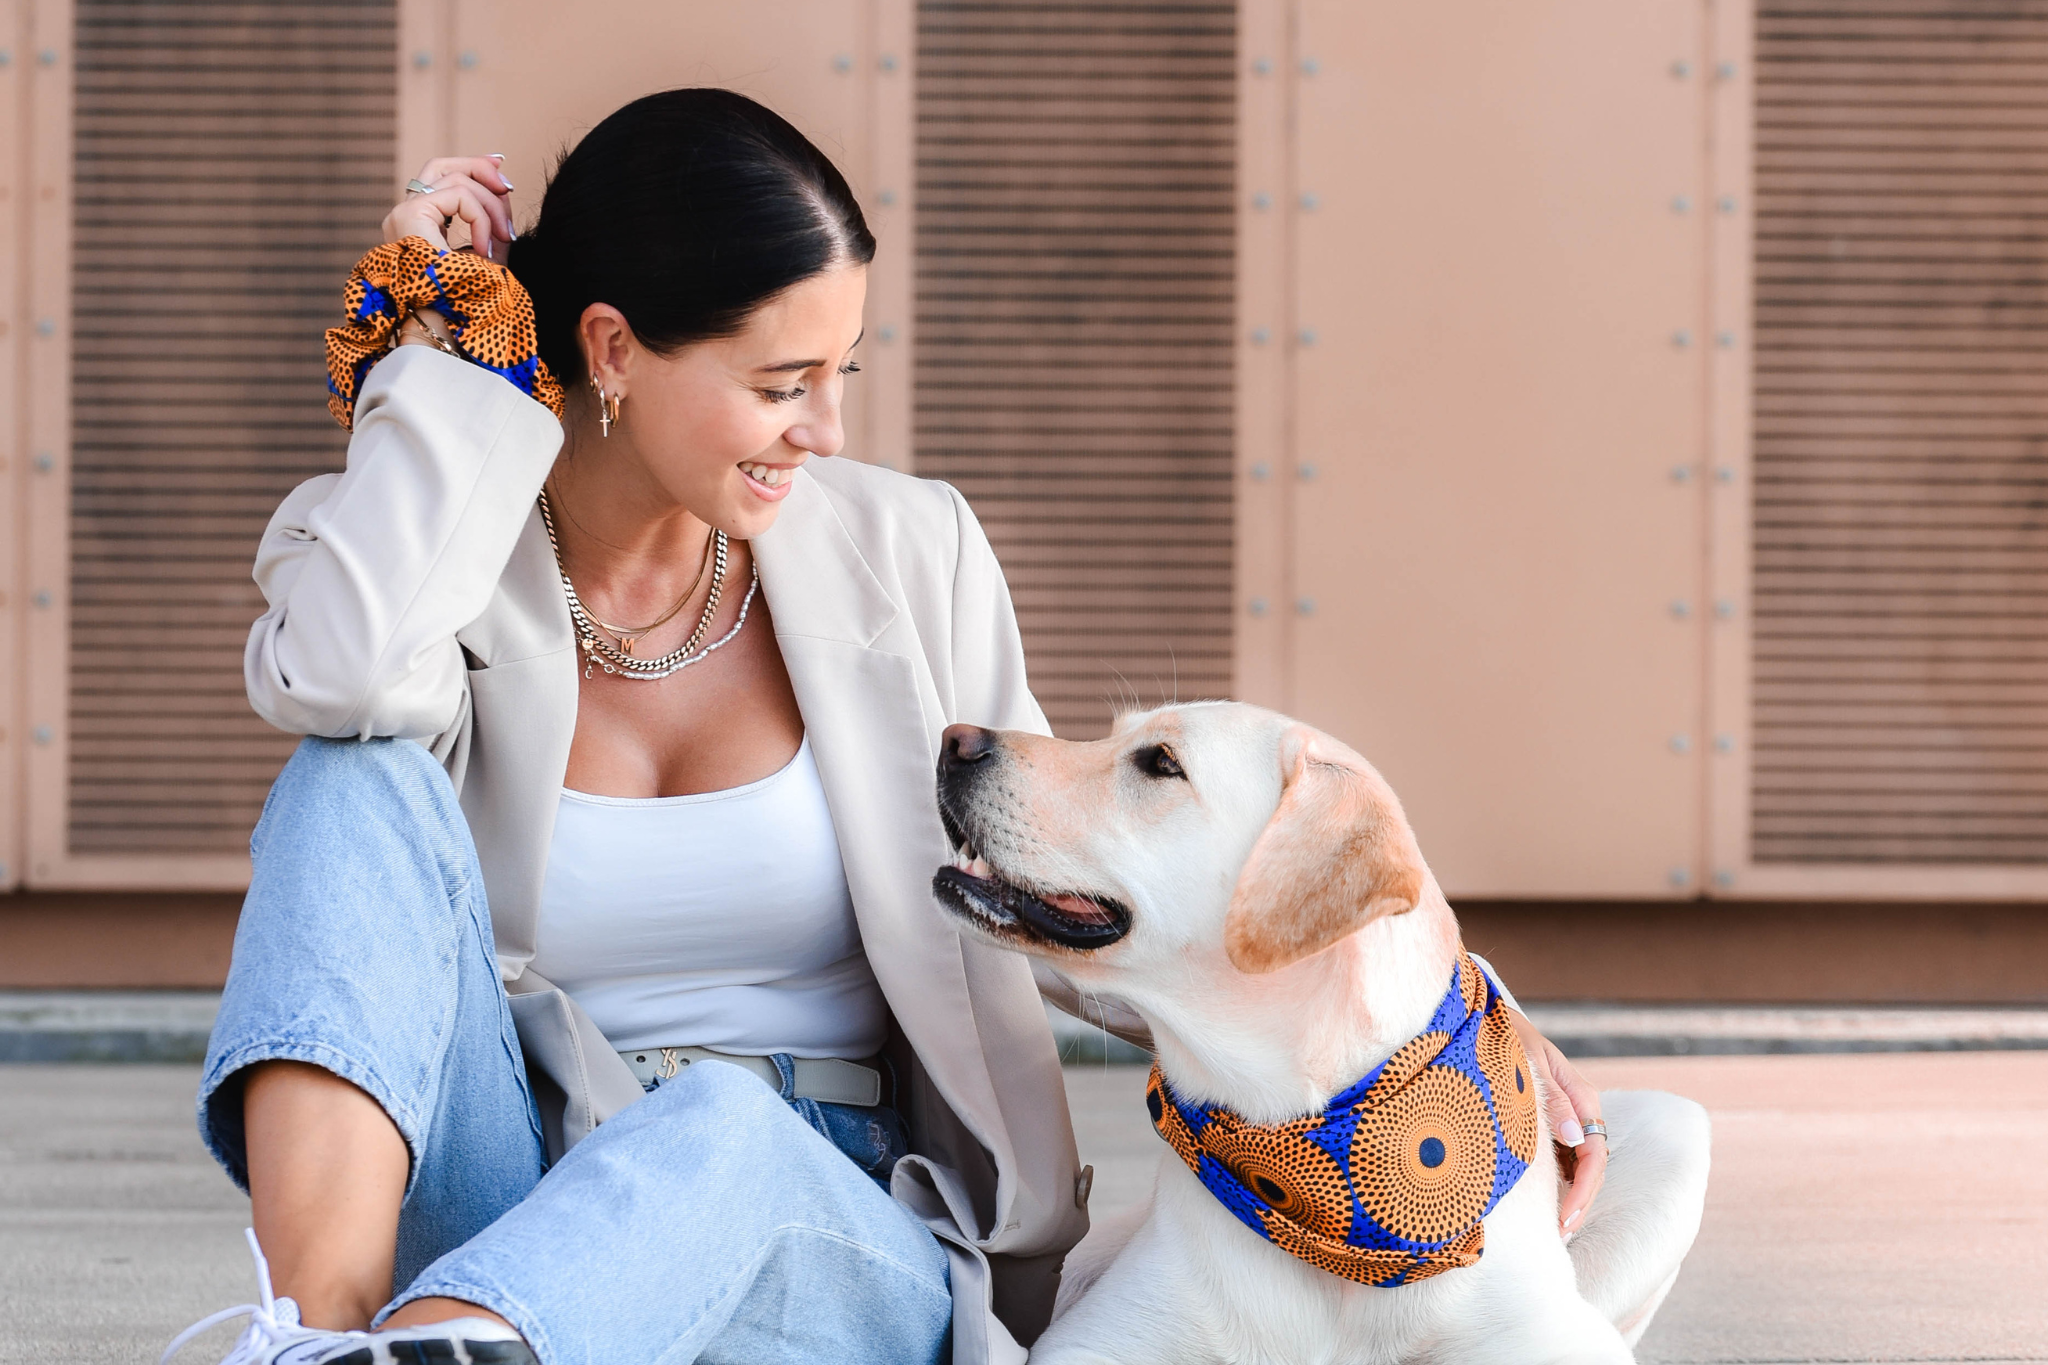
[931,702,1430,989]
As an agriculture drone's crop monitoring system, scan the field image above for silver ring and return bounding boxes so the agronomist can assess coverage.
[405,178,438,196]
[1579,1120,1609,1143]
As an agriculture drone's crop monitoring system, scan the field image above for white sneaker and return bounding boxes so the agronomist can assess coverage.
[163,1229,536,1365]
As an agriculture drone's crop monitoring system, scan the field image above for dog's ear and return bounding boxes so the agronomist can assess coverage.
[1224,725,1427,974]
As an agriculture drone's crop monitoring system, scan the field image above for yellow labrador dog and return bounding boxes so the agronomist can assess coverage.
[931,703,1710,1365]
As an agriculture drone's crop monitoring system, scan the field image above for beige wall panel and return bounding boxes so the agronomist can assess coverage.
[1,0,24,889]
[442,0,912,468]
[1705,0,1753,894]
[1288,0,1710,897]
[22,0,68,886]
[1234,1,1293,709]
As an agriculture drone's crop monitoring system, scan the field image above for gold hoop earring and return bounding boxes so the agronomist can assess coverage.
[590,374,623,437]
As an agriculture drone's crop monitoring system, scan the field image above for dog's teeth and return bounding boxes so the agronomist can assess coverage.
[968,855,993,879]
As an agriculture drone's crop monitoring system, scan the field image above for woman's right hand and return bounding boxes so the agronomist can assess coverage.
[382,155,517,261]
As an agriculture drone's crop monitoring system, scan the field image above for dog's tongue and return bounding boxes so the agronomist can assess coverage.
[1041,892,1117,925]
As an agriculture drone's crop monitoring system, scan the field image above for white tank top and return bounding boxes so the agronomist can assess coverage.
[528,737,889,1058]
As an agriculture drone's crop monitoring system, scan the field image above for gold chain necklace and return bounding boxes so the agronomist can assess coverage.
[537,489,759,681]
[588,527,714,654]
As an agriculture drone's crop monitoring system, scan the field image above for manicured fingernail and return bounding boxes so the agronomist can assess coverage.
[490,153,505,160]
[1563,1208,1583,1231]
[1558,1119,1585,1146]
[1562,1230,1576,1246]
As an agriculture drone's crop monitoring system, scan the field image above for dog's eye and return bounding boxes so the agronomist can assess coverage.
[1135,744,1186,780]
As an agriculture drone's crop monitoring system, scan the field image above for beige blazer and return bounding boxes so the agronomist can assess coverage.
[244,346,1093,1361]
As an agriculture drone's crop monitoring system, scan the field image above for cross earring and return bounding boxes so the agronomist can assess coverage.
[590,374,622,437]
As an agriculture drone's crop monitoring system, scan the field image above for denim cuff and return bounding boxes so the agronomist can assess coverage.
[196,1037,425,1196]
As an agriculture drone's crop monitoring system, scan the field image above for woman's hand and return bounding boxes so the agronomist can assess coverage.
[1507,1009,1607,1240]
[382,155,517,261]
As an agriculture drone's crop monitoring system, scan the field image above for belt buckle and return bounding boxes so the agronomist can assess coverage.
[658,1047,684,1080]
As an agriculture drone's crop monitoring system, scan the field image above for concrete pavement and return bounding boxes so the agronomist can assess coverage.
[4,1053,2044,1363]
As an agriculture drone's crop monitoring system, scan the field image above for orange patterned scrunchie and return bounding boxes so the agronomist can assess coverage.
[324,236,565,430]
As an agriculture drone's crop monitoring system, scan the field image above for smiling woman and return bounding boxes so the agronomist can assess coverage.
[164,89,1092,1365]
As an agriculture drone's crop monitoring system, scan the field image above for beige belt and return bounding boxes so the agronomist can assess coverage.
[619,1045,883,1108]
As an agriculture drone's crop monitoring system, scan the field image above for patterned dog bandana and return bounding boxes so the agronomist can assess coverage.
[325,236,565,430]
[1148,950,1540,1286]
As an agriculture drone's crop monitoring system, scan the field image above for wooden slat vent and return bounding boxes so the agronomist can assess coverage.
[914,1,1235,737]
[70,0,395,854]
[1754,1,2048,863]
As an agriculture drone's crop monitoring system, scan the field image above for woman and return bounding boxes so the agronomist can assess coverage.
[167,89,1606,1365]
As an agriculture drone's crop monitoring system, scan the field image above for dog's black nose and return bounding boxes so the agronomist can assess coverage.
[940,724,997,774]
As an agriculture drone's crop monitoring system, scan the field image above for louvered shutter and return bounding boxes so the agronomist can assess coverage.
[914,0,1236,737]
[64,0,395,859]
[1752,1,2048,866]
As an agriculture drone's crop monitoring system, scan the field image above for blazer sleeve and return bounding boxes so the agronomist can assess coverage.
[244,346,564,741]
[943,483,1052,739]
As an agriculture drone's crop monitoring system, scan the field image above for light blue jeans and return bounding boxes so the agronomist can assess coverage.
[198,736,952,1365]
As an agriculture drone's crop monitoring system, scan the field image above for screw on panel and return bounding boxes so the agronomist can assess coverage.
[1715,599,1735,620]
[1250,327,1271,346]
[1300,191,1320,211]
[1296,597,1316,616]
[833,53,853,72]
[1669,599,1691,619]
[1671,464,1692,483]
[1716,466,1735,483]
[458,50,477,69]
[1670,59,1692,79]
[1252,57,1272,75]
[1671,329,1692,348]
[32,453,53,473]
[1252,192,1272,211]
[1669,734,1691,754]
[1300,57,1319,75]
[1671,195,1692,214]
[1717,60,1737,80]
[1714,734,1735,754]
[1716,330,1736,349]
[38,48,57,65]
[31,590,52,609]
[0,50,11,67]
[877,189,897,207]
[412,50,432,69]
[35,318,55,337]
[1248,597,1269,617]
[879,53,899,72]
[1250,462,1271,481]
[1297,462,1318,481]
[1668,867,1691,887]
[1298,327,1318,347]
[1718,194,1737,214]
[876,325,898,343]
[1713,869,1735,888]
[32,725,52,745]
[0,863,8,883]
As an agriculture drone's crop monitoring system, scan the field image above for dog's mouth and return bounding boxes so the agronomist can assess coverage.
[931,811,1130,951]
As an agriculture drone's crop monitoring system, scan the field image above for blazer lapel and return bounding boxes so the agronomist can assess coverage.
[756,471,1011,1210]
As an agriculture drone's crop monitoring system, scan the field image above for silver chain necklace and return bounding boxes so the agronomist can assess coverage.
[538,489,759,681]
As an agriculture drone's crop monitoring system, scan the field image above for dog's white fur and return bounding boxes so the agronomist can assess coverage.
[935,703,1711,1365]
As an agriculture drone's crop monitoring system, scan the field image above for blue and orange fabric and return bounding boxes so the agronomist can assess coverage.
[1147,949,1540,1286]
[325,235,565,430]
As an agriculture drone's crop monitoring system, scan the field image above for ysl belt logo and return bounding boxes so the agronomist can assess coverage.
[658,1048,684,1079]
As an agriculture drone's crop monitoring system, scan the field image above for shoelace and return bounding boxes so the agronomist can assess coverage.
[160,1228,352,1364]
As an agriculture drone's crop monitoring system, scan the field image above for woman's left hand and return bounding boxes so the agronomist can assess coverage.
[383,155,517,261]
[1507,1009,1606,1239]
